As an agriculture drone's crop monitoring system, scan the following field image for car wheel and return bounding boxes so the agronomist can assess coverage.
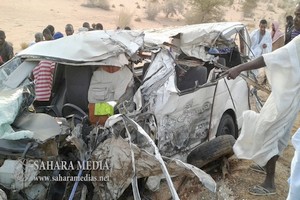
[187,135,235,168]
[216,113,237,138]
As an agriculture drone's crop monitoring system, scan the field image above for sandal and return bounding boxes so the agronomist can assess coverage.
[249,164,267,174]
[249,185,276,196]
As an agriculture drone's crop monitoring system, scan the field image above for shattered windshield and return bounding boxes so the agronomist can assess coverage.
[0,57,22,88]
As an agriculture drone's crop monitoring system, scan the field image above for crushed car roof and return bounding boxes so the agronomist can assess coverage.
[143,22,248,61]
[17,30,144,65]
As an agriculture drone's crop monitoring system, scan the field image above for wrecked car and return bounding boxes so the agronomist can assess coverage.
[0,22,252,199]
[141,22,251,160]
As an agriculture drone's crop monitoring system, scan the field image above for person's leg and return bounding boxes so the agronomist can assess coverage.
[261,155,279,190]
[249,155,278,195]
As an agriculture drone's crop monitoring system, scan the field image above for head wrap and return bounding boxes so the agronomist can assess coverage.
[272,21,284,43]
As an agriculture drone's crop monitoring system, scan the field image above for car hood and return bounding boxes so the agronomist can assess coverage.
[17,30,144,65]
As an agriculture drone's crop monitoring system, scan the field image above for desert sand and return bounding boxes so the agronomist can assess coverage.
[2,0,186,52]
[2,0,288,52]
[1,0,298,199]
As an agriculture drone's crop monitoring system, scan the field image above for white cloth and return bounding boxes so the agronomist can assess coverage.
[287,128,300,200]
[88,66,133,103]
[233,35,300,166]
[250,29,272,59]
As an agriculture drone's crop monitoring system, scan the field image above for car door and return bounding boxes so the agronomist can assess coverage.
[141,49,219,157]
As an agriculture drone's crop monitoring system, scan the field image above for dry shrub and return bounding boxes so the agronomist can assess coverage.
[185,0,225,24]
[119,4,124,7]
[83,0,110,10]
[280,1,297,16]
[112,4,115,8]
[185,10,225,24]
[163,0,185,18]
[145,2,160,20]
[243,11,254,18]
[137,5,141,9]
[228,0,234,6]
[277,2,286,9]
[267,4,275,13]
[116,10,133,29]
[134,17,142,22]
[20,42,28,50]
[242,0,257,18]
[247,23,256,29]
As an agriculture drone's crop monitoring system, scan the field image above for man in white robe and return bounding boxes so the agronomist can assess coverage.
[250,19,272,85]
[287,128,300,200]
[250,19,272,59]
[225,35,300,195]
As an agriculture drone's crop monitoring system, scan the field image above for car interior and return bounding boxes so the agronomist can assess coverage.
[32,43,243,121]
[34,63,93,119]
[175,65,207,91]
[174,45,243,92]
[38,63,136,126]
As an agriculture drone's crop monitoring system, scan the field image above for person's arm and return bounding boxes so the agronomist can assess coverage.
[226,56,266,80]
[263,31,273,53]
[0,56,3,65]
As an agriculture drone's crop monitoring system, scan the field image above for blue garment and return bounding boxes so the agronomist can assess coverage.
[53,32,64,40]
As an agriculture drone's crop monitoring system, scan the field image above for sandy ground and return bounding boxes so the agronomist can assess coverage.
[1,0,297,199]
[1,0,185,52]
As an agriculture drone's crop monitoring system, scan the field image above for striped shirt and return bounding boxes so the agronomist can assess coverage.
[291,29,300,40]
[33,60,56,101]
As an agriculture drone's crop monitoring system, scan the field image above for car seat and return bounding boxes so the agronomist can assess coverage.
[62,65,93,118]
[219,46,242,68]
[177,66,207,91]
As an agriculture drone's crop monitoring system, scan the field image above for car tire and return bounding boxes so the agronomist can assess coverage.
[187,135,235,168]
[216,113,237,138]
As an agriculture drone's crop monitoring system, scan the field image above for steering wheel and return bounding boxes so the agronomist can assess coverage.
[61,103,88,119]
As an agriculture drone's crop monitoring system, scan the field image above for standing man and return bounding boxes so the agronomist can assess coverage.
[0,30,13,66]
[271,21,284,51]
[288,5,300,43]
[43,28,53,41]
[287,128,300,200]
[46,25,55,37]
[95,23,103,30]
[33,60,56,107]
[225,27,300,196]
[249,19,272,91]
[285,15,294,44]
[35,32,44,43]
[250,19,272,59]
[34,28,55,106]
[29,32,44,46]
[65,24,74,36]
[82,22,92,31]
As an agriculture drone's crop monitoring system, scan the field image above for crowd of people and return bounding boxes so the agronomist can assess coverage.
[32,22,105,44]
[0,21,133,64]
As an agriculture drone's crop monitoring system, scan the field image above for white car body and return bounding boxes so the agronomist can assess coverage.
[140,22,251,159]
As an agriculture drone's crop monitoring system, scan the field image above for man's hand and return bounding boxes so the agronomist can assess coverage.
[226,66,242,80]
[0,56,3,65]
